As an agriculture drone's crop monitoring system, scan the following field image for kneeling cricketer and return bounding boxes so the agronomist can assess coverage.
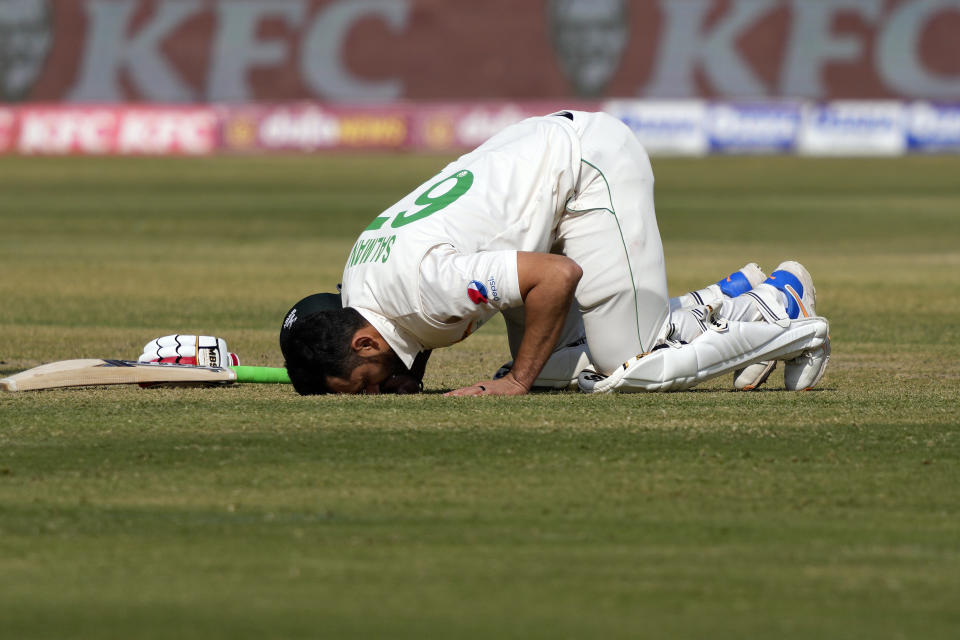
[280,111,830,396]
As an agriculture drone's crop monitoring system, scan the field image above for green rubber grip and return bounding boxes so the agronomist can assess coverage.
[230,366,291,384]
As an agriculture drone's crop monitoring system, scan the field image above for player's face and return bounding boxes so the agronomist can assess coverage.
[325,354,397,395]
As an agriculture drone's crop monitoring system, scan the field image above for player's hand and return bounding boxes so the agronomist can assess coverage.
[138,335,239,367]
[444,374,529,396]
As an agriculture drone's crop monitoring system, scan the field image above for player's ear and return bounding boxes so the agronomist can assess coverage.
[351,327,384,356]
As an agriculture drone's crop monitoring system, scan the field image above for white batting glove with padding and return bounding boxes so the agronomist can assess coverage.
[138,335,239,368]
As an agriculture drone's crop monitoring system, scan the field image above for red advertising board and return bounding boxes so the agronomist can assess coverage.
[3,99,960,156]
[0,107,15,152]
[219,101,599,153]
[3,0,959,104]
[223,104,413,153]
[14,106,218,155]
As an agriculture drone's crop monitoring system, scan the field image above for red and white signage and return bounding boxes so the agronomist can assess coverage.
[3,0,960,104]
[0,108,15,153]
[15,106,218,155]
[223,104,411,152]
[5,98,960,156]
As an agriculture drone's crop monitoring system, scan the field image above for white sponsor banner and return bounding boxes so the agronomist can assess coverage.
[706,102,801,153]
[798,101,906,156]
[907,102,960,152]
[604,100,708,155]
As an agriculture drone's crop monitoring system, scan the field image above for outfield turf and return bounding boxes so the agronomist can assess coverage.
[1,153,959,639]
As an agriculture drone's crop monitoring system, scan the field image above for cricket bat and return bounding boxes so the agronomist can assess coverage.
[0,359,291,392]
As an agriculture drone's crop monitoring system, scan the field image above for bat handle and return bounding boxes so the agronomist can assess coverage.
[230,366,291,384]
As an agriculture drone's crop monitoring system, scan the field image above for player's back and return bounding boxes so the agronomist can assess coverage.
[341,114,582,316]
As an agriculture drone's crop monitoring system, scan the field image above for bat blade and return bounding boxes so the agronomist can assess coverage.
[0,359,237,392]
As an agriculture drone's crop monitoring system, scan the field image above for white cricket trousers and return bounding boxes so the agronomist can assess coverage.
[505,112,671,376]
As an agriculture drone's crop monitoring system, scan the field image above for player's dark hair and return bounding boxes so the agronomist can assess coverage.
[279,307,368,395]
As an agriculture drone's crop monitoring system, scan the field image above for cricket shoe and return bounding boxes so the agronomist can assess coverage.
[733,360,777,391]
[726,263,771,390]
[763,260,829,390]
[734,261,822,390]
[783,334,831,391]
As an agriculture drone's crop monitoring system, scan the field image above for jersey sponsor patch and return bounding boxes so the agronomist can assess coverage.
[467,280,488,304]
[486,276,500,302]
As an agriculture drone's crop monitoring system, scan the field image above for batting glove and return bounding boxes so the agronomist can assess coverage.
[138,335,239,368]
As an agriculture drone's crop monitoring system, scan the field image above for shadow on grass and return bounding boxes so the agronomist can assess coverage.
[427,387,837,395]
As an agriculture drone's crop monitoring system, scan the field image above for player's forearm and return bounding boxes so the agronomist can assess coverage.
[510,254,582,390]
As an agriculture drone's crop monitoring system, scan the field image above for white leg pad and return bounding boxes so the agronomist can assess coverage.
[532,342,592,390]
[670,284,724,312]
[496,342,593,390]
[579,317,829,393]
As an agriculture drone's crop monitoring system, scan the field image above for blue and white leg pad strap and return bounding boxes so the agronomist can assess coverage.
[716,270,755,298]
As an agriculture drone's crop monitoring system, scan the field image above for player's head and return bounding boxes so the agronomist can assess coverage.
[280,303,400,395]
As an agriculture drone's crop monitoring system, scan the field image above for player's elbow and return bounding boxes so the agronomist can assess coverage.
[556,257,583,290]
[547,256,582,301]
[517,252,583,299]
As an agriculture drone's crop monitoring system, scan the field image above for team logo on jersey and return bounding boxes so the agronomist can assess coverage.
[467,280,489,304]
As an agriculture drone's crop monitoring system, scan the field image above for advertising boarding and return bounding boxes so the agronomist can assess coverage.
[0,106,14,152]
[605,100,708,155]
[906,102,960,152]
[798,102,906,156]
[706,103,801,154]
[15,106,219,154]
[2,0,960,105]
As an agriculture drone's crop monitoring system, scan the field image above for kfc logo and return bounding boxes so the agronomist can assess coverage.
[548,0,628,97]
[0,0,51,101]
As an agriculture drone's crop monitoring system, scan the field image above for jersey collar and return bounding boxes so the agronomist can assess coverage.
[354,307,422,370]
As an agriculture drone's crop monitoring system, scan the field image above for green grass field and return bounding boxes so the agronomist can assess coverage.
[1,153,959,639]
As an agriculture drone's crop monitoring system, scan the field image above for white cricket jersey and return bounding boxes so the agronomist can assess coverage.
[340,114,583,368]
